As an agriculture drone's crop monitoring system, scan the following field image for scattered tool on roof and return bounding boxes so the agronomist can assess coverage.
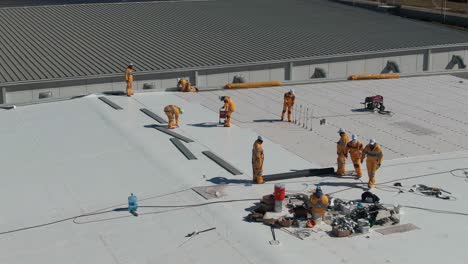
[411,184,452,200]
[269,226,280,245]
[178,227,216,248]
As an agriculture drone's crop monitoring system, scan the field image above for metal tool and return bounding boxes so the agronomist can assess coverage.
[269,226,280,245]
[185,227,216,237]
[178,227,216,248]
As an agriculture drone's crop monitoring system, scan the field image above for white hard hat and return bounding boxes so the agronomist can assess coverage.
[352,134,358,141]
[338,128,346,134]
[289,89,295,94]
[257,136,264,141]
[369,139,376,145]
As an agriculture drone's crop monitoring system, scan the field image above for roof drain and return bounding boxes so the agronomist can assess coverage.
[38,91,52,99]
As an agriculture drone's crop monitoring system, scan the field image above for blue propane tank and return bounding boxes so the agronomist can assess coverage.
[128,193,138,212]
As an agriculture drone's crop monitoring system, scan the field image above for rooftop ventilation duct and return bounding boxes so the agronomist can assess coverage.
[311,68,327,78]
[382,61,400,73]
[233,75,247,83]
[38,91,52,99]
[143,83,155,90]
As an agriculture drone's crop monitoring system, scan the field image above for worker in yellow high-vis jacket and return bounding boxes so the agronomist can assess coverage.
[281,89,295,122]
[164,105,184,129]
[252,136,264,184]
[125,63,134,97]
[220,96,236,127]
[336,128,349,176]
[309,186,329,220]
[346,134,364,178]
[361,139,383,189]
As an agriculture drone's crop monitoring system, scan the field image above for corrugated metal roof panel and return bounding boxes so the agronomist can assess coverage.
[1,0,468,84]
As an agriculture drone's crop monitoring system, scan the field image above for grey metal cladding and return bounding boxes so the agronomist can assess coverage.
[1,0,468,84]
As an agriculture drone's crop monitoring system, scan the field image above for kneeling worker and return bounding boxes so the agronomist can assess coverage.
[220,96,236,127]
[361,139,383,189]
[164,105,184,129]
[309,186,329,221]
[177,78,198,92]
[252,136,264,184]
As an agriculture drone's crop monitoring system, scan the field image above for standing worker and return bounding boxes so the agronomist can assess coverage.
[361,139,383,189]
[281,89,295,122]
[220,96,236,127]
[346,134,364,178]
[252,136,264,184]
[125,63,134,97]
[336,128,350,176]
[309,186,329,221]
[163,105,184,129]
[177,78,198,92]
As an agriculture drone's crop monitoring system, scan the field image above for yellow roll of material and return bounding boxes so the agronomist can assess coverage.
[348,74,400,80]
[225,81,282,89]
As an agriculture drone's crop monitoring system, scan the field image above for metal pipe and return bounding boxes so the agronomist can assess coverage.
[298,105,302,126]
[263,168,335,182]
[303,107,308,128]
[310,109,314,131]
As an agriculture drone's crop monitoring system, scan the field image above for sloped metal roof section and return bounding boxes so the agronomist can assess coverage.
[1,0,468,84]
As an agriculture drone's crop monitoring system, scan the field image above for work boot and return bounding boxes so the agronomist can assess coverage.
[288,120,291,122]
[280,118,284,121]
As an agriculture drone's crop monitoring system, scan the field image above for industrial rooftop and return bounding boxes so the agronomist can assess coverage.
[0,75,468,263]
[1,0,468,84]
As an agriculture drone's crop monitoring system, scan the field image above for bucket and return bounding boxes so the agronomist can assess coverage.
[311,214,322,225]
[274,183,286,201]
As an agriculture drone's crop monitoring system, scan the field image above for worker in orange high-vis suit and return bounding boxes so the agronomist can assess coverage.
[177,78,198,92]
[252,136,264,184]
[336,128,350,176]
[346,134,364,178]
[361,139,383,189]
[125,63,134,97]
[281,89,295,122]
[164,105,184,129]
[309,186,329,220]
[220,96,236,127]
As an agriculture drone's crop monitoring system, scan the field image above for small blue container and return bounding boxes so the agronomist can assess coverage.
[128,193,138,212]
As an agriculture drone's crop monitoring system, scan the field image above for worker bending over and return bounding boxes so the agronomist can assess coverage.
[125,63,134,97]
[177,79,198,93]
[336,128,350,176]
[281,89,295,122]
[252,136,264,184]
[163,105,184,129]
[309,186,329,220]
[361,139,383,189]
[220,96,236,127]
[346,134,364,178]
